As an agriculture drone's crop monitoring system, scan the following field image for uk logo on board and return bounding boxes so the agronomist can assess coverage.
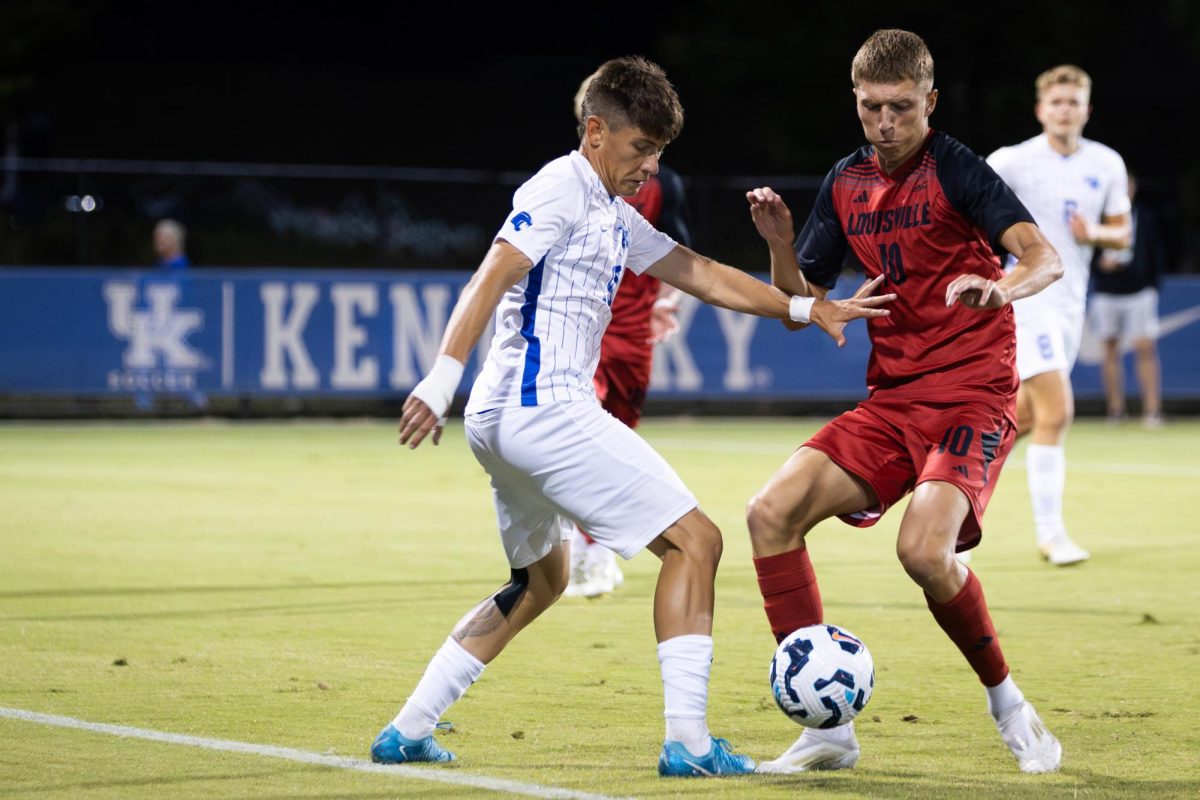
[102,281,205,391]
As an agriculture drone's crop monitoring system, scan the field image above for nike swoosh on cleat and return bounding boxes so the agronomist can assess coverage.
[681,759,714,776]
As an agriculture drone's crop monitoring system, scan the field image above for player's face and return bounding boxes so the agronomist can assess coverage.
[853,79,937,172]
[586,117,666,197]
[154,227,177,258]
[1035,83,1091,141]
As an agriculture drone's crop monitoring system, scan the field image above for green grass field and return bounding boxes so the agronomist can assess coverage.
[2,418,1198,799]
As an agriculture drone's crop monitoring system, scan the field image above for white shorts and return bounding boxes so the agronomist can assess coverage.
[1013,295,1084,380]
[465,401,698,569]
[1088,288,1159,342]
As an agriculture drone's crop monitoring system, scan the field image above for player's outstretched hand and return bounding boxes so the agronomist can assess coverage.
[810,275,895,347]
[746,186,795,245]
[945,273,1010,310]
[398,394,444,449]
[648,295,682,344]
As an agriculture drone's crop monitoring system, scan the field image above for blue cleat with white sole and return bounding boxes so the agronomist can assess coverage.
[370,724,456,764]
[658,736,756,777]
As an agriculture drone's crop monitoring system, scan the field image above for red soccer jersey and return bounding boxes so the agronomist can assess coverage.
[795,130,1035,401]
[606,177,665,349]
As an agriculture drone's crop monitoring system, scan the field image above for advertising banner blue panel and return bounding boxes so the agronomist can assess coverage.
[2,268,1198,400]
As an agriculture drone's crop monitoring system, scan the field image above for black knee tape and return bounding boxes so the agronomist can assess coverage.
[492,567,529,617]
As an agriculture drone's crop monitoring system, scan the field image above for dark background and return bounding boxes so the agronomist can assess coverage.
[3,0,1198,269]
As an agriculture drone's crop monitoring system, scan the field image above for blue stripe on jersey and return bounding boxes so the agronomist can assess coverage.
[519,256,547,406]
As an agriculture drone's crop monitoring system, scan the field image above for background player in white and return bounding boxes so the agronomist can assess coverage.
[373,56,893,777]
[988,65,1131,566]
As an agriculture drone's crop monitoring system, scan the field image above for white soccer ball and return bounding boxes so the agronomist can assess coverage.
[770,623,874,728]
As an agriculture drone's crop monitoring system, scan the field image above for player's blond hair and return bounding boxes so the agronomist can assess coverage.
[851,29,934,89]
[1035,64,1091,99]
[577,56,683,143]
[573,69,600,124]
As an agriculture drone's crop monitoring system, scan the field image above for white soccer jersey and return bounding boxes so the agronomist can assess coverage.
[987,135,1130,314]
[466,151,676,412]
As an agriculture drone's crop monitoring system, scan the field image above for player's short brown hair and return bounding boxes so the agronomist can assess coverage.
[851,29,934,88]
[577,56,683,143]
[1035,64,1091,99]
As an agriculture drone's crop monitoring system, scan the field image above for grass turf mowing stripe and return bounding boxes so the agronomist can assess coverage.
[0,706,634,800]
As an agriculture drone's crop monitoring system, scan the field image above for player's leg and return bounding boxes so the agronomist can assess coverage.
[643,509,755,776]
[746,446,877,640]
[1131,288,1163,426]
[374,405,578,765]
[1015,309,1088,565]
[1101,338,1125,420]
[1017,370,1087,565]
[1089,294,1126,421]
[372,535,569,764]
[748,411,905,775]
[506,401,750,776]
[1134,336,1162,426]
[899,481,1060,773]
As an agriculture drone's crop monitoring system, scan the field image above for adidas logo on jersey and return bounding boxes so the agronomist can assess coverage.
[853,191,869,203]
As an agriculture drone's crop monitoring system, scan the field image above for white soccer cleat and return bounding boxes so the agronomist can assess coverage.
[995,701,1061,773]
[578,547,617,597]
[756,723,861,774]
[565,541,621,598]
[1040,535,1090,566]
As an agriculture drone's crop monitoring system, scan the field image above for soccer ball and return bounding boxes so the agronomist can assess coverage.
[770,623,874,728]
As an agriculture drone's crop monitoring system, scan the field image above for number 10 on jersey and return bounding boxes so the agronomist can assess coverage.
[877,243,907,285]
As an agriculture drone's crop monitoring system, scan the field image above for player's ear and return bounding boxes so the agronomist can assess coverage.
[925,87,938,117]
[585,116,606,149]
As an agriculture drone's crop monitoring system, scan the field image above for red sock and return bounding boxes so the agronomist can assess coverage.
[925,569,1009,686]
[753,548,823,643]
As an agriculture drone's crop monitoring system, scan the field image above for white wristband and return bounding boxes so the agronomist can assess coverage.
[408,355,465,420]
[788,295,816,323]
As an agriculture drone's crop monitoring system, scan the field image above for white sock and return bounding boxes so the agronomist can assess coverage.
[1026,444,1067,546]
[986,674,1025,719]
[658,634,712,757]
[392,636,486,740]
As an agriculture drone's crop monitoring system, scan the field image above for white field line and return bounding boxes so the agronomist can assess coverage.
[645,437,1200,478]
[0,707,633,800]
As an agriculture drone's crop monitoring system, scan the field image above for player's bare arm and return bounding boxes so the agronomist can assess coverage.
[1068,210,1132,249]
[646,245,893,347]
[746,186,819,300]
[945,221,1063,310]
[399,241,533,449]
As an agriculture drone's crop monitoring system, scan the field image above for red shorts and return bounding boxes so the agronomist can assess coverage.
[805,390,1017,551]
[594,349,651,429]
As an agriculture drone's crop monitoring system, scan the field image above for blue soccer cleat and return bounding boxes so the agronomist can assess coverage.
[370,724,456,764]
[657,736,756,777]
